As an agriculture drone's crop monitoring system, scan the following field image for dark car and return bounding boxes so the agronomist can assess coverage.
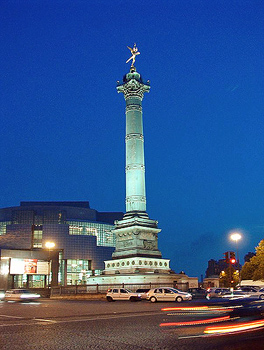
[187,288,207,299]
[136,289,150,299]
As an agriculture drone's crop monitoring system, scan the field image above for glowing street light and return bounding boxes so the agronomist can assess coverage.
[45,241,55,250]
[230,232,242,284]
[230,232,242,244]
[230,232,242,262]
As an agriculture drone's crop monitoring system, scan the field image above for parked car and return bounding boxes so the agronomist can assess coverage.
[237,286,258,293]
[4,289,41,302]
[221,290,248,300]
[206,288,230,299]
[135,288,150,300]
[106,288,141,302]
[238,285,262,290]
[146,287,192,303]
[187,288,207,299]
[236,286,264,300]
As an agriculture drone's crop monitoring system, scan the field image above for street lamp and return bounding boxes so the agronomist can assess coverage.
[45,241,55,250]
[45,241,55,287]
[230,232,242,284]
[230,232,242,262]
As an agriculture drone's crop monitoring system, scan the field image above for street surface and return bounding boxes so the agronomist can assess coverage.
[1,299,264,349]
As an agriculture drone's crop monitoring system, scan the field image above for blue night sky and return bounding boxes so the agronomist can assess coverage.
[1,1,264,278]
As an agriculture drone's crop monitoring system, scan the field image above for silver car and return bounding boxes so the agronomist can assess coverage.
[146,287,192,303]
[4,289,41,302]
[221,291,248,300]
[206,288,230,299]
[237,286,264,300]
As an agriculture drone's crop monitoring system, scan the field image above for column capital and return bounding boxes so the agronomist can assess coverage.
[117,69,150,100]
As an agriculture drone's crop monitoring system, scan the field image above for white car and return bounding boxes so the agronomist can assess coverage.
[146,287,192,303]
[106,288,141,302]
[4,289,41,302]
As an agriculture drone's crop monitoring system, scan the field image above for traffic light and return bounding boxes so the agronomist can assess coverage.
[224,251,229,263]
[230,251,236,264]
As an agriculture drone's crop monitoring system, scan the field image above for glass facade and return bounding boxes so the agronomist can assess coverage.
[67,220,115,247]
[32,225,43,248]
[0,202,123,288]
[0,221,11,235]
[67,259,92,285]
[0,220,115,249]
[13,273,46,288]
[12,210,34,224]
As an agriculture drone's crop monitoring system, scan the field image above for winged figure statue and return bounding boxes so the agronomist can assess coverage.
[126,43,140,67]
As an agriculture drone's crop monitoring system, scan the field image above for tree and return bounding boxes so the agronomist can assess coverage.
[219,265,239,287]
[241,239,264,281]
[240,261,254,280]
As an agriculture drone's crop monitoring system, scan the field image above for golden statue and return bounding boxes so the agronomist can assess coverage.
[126,43,140,67]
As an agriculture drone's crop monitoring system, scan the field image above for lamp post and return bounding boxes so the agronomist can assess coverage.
[45,241,55,287]
[230,232,242,284]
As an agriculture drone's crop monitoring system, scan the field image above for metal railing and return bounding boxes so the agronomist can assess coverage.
[50,282,189,297]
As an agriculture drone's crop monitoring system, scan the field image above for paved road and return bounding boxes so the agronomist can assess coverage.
[1,299,264,349]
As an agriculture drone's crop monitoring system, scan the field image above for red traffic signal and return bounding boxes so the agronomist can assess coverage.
[230,258,236,264]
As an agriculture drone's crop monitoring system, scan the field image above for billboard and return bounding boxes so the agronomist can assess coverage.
[24,259,37,274]
[10,258,49,275]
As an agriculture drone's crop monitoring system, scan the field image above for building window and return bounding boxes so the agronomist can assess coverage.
[67,259,92,285]
[0,221,11,235]
[69,224,84,235]
[32,225,43,248]
[67,220,115,247]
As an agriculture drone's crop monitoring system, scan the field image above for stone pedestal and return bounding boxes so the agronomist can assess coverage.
[112,214,162,259]
[105,256,170,274]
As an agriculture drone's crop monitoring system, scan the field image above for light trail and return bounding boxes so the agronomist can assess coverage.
[160,315,230,327]
[204,318,264,334]
[161,305,235,313]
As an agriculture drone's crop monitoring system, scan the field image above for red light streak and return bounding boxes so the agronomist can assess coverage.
[161,306,209,312]
[161,306,234,312]
[160,315,230,327]
[204,318,264,334]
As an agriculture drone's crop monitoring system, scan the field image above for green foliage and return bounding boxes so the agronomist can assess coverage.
[241,239,264,281]
[240,261,254,280]
[219,265,239,287]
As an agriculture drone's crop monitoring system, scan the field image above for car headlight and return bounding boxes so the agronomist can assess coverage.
[21,293,40,299]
